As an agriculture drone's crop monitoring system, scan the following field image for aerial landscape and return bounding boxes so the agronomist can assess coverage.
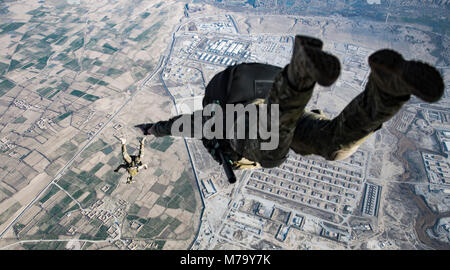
[0,0,448,250]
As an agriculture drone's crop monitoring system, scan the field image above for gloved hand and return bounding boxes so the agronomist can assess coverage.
[135,123,154,135]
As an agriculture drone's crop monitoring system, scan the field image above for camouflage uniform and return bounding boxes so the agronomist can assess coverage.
[148,36,444,170]
[114,139,147,183]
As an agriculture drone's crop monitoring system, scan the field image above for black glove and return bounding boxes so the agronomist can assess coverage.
[135,123,154,135]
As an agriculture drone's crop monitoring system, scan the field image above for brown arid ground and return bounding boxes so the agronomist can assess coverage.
[0,0,203,250]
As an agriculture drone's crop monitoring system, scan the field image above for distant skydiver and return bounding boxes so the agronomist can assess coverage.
[136,35,444,182]
[114,137,148,184]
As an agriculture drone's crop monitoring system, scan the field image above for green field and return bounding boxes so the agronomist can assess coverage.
[37,87,53,97]
[0,202,21,224]
[102,43,118,54]
[81,58,94,70]
[90,162,104,174]
[47,90,60,99]
[102,170,121,195]
[21,62,34,70]
[156,195,182,209]
[156,171,196,213]
[0,78,16,96]
[70,89,99,102]
[93,225,109,240]
[103,22,116,29]
[35,55,50,70]
[52,141,78,161]
[81,191,97,208]
[63,59,80,71]
[54,168,105,204]
[72,190,83,199]
[7,59,21,72]
[136,215,180,239]
[81,139,107,159]
[70,90,84,97]
[141,12,151,19]
[85,37,98,49]
[101,146,113,155]
[107,155,120,166]
[86,77,108,86]
[149,136,174,152]
[27,190,84,242]
[56,82,70,91]
[13,223,26,235]
[0,62,8,75]
[54,53,69,62]
[13,116,27,124]
[106,68,124,77]
[69,37,84,52]
[93,60,103,66]
[20,30,34,41]
[126,215,140,221]
[153,2,163,8]
[151,240,166,250]
[54,111,72,123]
[22,241,66,250]
[123,23,138,36]
[55,36,68,45]
[132,21,163,42]
[0,22,25,34]
[27,7,47,20]
[43,28,69,43]
[39,185,60,204]
[83,94,99,102]
[56,178,71,190]
[128,203,141,215]
[153,168,164,177]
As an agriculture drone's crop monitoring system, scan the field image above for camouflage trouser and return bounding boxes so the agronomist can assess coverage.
[289,73,409,161]
[233,67,409,166]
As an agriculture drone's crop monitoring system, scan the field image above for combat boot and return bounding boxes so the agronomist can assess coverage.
[287,35,341,90]
[368,49,444,103]
[294,35,323,50]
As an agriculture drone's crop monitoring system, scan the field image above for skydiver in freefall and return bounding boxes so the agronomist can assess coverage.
[135,35,444,177]
[114,137,148,184]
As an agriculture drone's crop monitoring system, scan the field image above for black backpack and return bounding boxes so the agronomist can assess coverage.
[201,63,282,164]
[202,62,282,108]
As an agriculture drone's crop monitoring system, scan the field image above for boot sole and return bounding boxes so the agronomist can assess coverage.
[369,49,444,103]
[302,46,341,87]
[295,35,323,50]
